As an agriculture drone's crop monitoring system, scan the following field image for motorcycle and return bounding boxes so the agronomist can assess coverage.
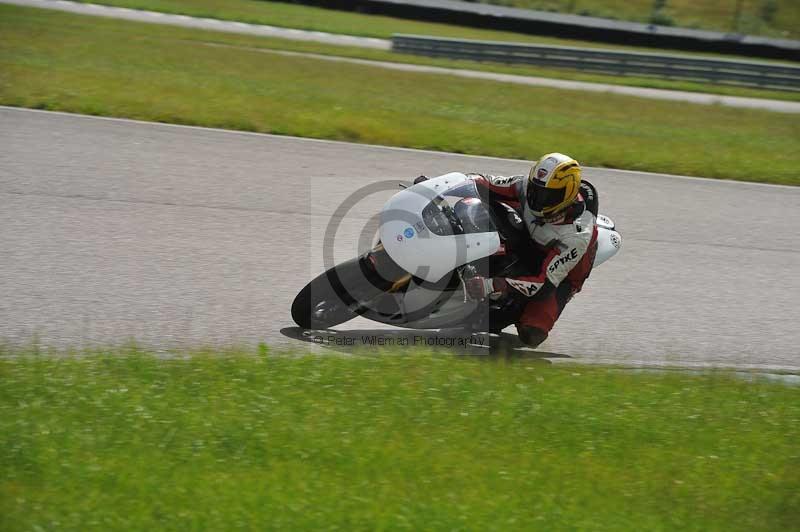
[292,172,621,332]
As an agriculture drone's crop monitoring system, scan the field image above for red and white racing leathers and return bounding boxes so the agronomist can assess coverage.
[471,173,598,338]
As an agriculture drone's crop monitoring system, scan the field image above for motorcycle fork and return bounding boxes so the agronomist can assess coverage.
[360,242,412,294]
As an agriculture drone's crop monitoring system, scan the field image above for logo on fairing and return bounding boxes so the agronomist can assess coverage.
[506,278,542,297]
[547,248,578,273]
[597,214,614,229]
[404,227,415,239]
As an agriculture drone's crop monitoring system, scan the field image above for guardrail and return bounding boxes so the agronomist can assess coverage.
[288,0,800,61]
[392,35,800,91]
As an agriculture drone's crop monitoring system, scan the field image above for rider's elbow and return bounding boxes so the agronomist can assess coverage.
[529,280,555,301]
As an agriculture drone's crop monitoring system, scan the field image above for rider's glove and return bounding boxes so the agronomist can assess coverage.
[465,276,506,301]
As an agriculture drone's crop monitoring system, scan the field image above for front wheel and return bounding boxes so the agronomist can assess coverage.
[291,257,382,329]
[291,278,356,330]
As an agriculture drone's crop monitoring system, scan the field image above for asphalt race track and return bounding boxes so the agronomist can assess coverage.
[1,107,799,370]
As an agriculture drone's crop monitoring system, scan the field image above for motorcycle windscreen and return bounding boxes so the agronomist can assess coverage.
[422,184,496,236]
[380,173,501,283]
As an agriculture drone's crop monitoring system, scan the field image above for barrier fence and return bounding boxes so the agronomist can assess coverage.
[392,34,800,91]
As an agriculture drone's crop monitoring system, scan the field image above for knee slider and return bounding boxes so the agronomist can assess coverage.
[518,325,548,348]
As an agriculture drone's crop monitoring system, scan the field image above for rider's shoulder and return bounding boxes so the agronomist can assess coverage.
[551,208,595,244]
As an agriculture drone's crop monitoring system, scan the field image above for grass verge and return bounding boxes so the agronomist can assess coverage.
[2,5,799,184]
[63,1,800,102]
[79,0,798,63]
[1,348,799,530]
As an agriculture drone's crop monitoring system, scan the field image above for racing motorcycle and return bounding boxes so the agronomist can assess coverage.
[292,172,621,331]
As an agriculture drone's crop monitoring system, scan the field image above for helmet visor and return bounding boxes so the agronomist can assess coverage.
[527,180,566,213]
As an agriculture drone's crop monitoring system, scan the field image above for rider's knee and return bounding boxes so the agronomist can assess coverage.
[517,325,548,348]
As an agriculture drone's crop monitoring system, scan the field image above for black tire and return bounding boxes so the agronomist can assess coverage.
[291,257,381,329]
[291,281,355,329]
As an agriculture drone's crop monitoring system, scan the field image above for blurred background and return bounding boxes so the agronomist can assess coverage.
[2,2,800,530]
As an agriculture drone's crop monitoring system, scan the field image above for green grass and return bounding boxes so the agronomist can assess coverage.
[83,0,637,44]
[1,348,799,530]
[78,0,798,62]
[475,0,800,39]
[2,5,799,184]
[57,0,800,98]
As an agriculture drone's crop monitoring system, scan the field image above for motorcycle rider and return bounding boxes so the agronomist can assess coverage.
[461,153,599,348]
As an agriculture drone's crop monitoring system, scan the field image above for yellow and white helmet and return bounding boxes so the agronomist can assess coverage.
[526,153,582,221]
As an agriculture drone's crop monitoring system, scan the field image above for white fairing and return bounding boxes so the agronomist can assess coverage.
[379,173,500,283]
[401,277,479,328]
[596,214,615,230]
[594,215,622,266]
